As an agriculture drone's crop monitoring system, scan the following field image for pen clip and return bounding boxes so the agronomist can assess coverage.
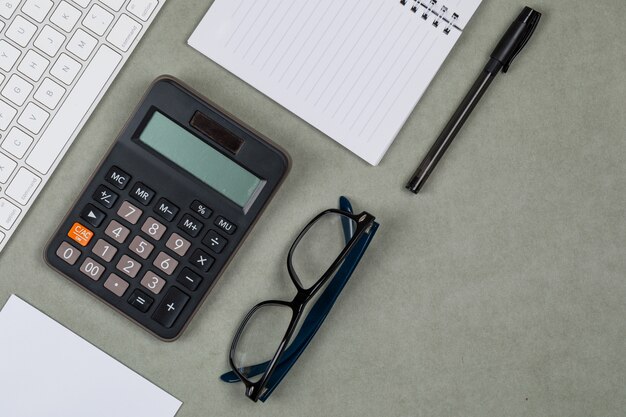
[502,8,541,73]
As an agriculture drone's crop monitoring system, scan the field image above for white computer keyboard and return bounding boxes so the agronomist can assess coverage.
[0,0,165,253]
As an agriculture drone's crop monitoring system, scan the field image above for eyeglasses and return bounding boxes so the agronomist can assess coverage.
[220,196,379,402]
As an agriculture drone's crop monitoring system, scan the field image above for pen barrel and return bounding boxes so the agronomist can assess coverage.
[406,70,496,193]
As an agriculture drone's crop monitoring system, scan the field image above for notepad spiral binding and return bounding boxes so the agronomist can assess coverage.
[399,0,460,34]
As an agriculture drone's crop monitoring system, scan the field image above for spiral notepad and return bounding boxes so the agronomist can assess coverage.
[189,0,483,165]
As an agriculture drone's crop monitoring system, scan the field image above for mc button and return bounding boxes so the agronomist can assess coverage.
[105,166,131,190]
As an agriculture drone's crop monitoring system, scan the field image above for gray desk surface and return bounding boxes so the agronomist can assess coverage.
[1,0,625,415]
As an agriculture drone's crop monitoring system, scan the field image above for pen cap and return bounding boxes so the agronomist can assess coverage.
[490,6,541,73]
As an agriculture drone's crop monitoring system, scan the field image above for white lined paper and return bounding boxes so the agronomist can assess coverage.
[189,0,482,165]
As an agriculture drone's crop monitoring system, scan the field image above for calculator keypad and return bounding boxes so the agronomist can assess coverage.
[129,236,154,259]
[117,201,142,224]
[105,220,130,243]
[116,254,141,278]
[92,239,117,262]
[104,274,129,297]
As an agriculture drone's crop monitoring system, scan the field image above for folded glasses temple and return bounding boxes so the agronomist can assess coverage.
[220,197,378,401]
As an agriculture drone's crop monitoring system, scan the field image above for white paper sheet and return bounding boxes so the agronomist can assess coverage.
[188,0,482,165]
[0,295,182,417]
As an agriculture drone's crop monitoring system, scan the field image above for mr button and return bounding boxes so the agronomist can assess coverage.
[130,182,155,206]
[105,166,131,190]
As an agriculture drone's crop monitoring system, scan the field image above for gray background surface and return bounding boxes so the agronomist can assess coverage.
[1,0,625,415]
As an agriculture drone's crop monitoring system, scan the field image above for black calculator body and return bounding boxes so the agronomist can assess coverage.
[45,76,290,340]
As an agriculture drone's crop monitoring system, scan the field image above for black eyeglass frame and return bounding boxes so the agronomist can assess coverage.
[228,208,376,401]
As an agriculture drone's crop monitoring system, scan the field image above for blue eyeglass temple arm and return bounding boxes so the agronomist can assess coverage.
[220,197,379,401]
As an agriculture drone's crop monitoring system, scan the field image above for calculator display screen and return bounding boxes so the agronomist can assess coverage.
[138,111,262,207]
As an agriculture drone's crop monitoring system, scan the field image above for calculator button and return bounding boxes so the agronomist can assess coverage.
[91,239,117,262]
[128,289,153,313]
[141,217,166,240]
[152,287,190,328]
[80,203,106,227]
[116,254,141,278]
[177,214,203,238]
[104,220,130,243]
[140,271,166,295]
[130,181,155,206]
[105,166,131,189]
[128,236,154,259]
[67,222,93,246]
[104,274,129,297]
[189,249,214,272]
[92,184,118,208]
[202,230,228,254]
[165,233,190,256]
[153,251,178,276]
[214,216,237,235]
[79,257,105,281]
[56,241,81,265]
[154,198,179,221]
[190,200,212,219]
[117,200,142,224]
[176,268,202,292]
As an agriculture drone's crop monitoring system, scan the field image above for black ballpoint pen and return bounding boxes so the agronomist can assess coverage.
[406,6,542,194]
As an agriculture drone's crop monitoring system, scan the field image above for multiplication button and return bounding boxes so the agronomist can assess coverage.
[190,248,214,272]
[152,287,190,328]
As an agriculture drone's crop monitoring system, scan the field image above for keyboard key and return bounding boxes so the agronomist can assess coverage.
[178,214,203,238]
[127,0,158,22]
[80,203,106,227]
[92,184,118,208]
[34,78,66,110]
[50,53,82,85]
[5,167,41,205]
[154,197,178,221]
[105,166,131,189]
[71,0,89,7]
[104,273,129,297]
[153,251,178,276]
[17,50,50,82]
[34,25,66,57]
[130,181,155,205]
[56,241,81,265]
[176,268,202,292]
[101,0,125,11]
[67,28,97,60]
[129,235,154,259]
[107,14,142,52]
[189,248,214,272]
[91,238,117,262]
[140,271,166,295]
[2,75,33,106]
[152,287,189,328]
[165,233,190,256]
[141,217,166,240]
[50,1,81,32]
[2,127,33,158]
[104,219,130,243]
[0,40,21,71]
[190,200,212,219]
[214,216,237,235]
[84,4,113,36]
[26,46,122,175]
[17,102,50,134]
[0,153,17,183]
[117,200,142,224]
[116,254,141,278]
[22,0,54,22]
[0,0,20,18]
[128,289,153,312]
[0,100,18,130]
[202,230,228,254]
[0,198,21,229]
[6,16,37,47]
[67,221,93,246]
[79,257,105,281]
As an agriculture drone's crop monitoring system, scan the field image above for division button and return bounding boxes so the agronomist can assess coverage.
[105,166,131,189]
[190,200,212,219]
[214,216,237,235]
[80,203,106,227]
[152,287,190,328]
[177,214,203,238]
[104,273,129,297]
[202,230,228,254]
[92,184,118,208]
[128,289,153,313]
[176,268,203,292]
[130,181,155,206]
[154,197,179,221]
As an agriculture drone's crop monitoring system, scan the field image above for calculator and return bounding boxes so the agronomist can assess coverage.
[45,76,290,340]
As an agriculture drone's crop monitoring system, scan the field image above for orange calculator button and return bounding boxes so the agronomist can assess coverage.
[68,222,94,247]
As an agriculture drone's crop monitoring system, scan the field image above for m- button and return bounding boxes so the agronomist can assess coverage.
[130,182,155,206]
[105,166,131,189]
[154,197,179,221]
